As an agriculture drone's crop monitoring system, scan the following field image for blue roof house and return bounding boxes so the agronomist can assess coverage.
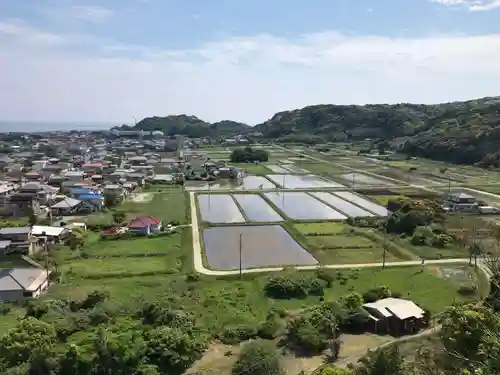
[76,194,104,212]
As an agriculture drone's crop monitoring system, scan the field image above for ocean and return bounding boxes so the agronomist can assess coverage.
[0,121,116,133]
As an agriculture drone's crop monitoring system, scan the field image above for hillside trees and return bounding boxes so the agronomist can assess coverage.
[230,146,269,163]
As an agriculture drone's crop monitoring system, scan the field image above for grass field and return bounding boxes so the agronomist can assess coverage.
[391,236,469,259]
[369,195,404,206]
[311,246,398,264]
[120,189,187,224]
[294,222,347,235]
[306,234,376,249]
[71,233,182,258]
[61,256,178,278]
[46,265,482,331]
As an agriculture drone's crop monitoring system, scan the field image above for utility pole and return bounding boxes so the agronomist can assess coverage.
[239,233,243,279]
[382,227,388,268]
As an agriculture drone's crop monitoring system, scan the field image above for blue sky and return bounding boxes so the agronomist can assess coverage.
[0,0,499,127]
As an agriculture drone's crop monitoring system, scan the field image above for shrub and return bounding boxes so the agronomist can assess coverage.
[340,292,364,311]
[232,340,284,375]
[458,285,478,296]
[220,325,259,344]
[285,304,339,354]
[316,268,335,287]
[363,285,391,303]
[258,311,284,339]
[185,272,200,282]
[392,291,403,298]
[0,302,11,315]
[112,211,126,223]
[264,274,326,299]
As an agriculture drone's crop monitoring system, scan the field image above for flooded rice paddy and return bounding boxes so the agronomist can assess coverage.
[266,165,291,173]
[233,194,283,222]
[341,173,392,186]
[203,225,318,270]
[197,194,246,223]
[264,192,347,220]
[310,192,375,217]
[333,191,389,216]
[186,176,276,191]
[266,174,344,189]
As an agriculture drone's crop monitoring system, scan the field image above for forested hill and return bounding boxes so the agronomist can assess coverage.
[120,115,251,138]
[254,96,500,168]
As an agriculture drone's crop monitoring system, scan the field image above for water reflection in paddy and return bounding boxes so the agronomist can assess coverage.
[197,194,245,223]
[186,176,275,191]
[264,192,346,220]
[266,174,344,189]
[233,194,283,222]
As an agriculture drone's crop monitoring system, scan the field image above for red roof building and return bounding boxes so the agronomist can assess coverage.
[127,216,162,236]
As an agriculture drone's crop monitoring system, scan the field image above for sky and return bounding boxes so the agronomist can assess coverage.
[0,0,500,129]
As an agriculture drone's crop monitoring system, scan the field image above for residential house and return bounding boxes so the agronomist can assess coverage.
[131,165,154,177]
[127,216,162,236]
[51,197,83,216]
[363,298,427,334]
[218,166,244,179]
[121,181,137,193]
[82,162,104,175]
[0,240,12,255]
[0,154,14,169]
[19,182,58,206]
[31,225,70,243]
[444,192,478,213]
[151,174,173,184]
[31,160,48,171]
[69,186,99,197]
[102,183,122,194]
[75,193,104,212]
[0,227,34,254]
[7,182,56,216]
[40,163,69,179]
[108,171,126,183]
[0,268,50,301]
[128,155,147,166]
[64,170,86,181]
[47,175,65,188]
[126,172,146,186]
[0,183,15,206]
[24,171,42,181]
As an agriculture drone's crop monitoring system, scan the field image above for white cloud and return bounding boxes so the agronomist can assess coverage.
[70,5,114,23]
[0,20,65,47]
[432,0,500,11]
[0,24,499,125]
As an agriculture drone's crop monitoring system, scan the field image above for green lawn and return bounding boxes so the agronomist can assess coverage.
[294,222,348,235]
[46,265,484,332]
[120,189,187,224]
[75,233,181,258]
[391,236,469,259]
[369,195,404,207]
[312,247,398,264]
[61,253,179,279]
[306,234,376,249]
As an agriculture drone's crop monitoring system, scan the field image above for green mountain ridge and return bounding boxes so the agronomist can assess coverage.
[253,96,500,167]
[121,115,251,138]
[127,96,500,167]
